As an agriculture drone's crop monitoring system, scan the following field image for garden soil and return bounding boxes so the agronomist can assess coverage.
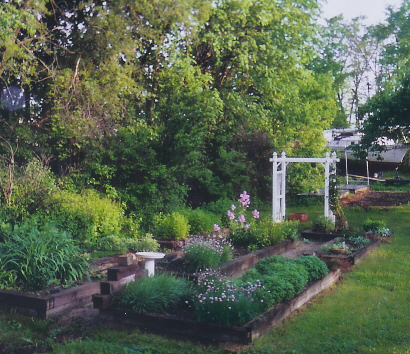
[340,190,410,208]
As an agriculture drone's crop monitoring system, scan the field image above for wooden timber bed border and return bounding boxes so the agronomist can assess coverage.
[98,269,342,345]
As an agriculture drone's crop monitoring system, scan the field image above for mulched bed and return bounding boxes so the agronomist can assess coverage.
[341,191,410,208]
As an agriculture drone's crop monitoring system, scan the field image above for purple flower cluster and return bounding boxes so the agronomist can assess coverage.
[194,270,263,307]
[183,235,233,255]
[238,191,250,207]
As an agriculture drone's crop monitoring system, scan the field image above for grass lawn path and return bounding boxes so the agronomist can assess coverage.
[244,205,410,353]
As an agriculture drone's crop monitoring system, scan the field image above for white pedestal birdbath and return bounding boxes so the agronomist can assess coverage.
[136,252,165,277]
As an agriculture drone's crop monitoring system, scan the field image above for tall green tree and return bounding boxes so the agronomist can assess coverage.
[358,0,410,153]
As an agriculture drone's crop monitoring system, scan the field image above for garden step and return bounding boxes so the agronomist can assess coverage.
[107,262,140,281]
[92,294,112,310]
[117,255,134,267]
[100,269,147,295]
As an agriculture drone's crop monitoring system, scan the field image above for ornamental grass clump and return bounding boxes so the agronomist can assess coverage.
[116,274,192,314]
[192,270,265,327]
[0,219,89,291]
[183,233,233,273]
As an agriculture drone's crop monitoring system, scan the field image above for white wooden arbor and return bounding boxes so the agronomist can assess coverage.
[270,152,339,223]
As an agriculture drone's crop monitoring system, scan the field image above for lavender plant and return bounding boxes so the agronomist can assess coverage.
[183,232,233,272]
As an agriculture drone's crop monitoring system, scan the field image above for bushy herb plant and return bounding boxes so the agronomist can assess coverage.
[116,274,192,313]
[294,256,329,282]
[0,219,89,291]
[362,219,391,237]
[183,234,233,272]
[242,255,328,309]
[96,233,159,254]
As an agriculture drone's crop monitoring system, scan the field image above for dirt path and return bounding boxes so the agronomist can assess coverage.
[280,241,324,259]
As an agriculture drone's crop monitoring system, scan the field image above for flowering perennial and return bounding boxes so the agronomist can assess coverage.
[184,235,232,255]
[192,269,265,326]
[183,235,233,272]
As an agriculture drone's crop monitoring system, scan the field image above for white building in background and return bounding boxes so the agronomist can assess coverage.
[324,128,410,164]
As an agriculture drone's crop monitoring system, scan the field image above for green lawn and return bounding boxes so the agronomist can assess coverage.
[244,204,410,353]
[0,203,409,353]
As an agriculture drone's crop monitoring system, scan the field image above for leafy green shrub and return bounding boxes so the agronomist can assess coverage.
[0,159,57,221]
[96,234,159,254]
[362,219,387,232]
[123,234,159,252]
[275,220,299,241]
[183,235,233,272]
[313,216,335,233]
[294,256,329,282]
[180,208,220,235]
[96,235,128,254]
[50,189,134,249]
[116,274,192,313]
[154,212,190,240]
[0,219,89,290]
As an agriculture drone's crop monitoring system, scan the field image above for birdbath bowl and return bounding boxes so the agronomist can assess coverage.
[136,252,165,277]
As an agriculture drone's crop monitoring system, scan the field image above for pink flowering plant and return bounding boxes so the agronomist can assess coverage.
[216,191,262,249]
[192,270,265,326]
[183,233,233,273]
[214,191,300,251]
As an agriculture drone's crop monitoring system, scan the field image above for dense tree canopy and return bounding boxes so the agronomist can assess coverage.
[1,0,406,227]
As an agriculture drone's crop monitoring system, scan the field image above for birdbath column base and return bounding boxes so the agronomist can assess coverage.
[136,252,165,277]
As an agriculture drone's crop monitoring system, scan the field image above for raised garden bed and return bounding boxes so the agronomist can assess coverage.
[217,239,300,278]
[300,228,341,242]
[97,269,342,345]
[0,281,100,319]
[0,255,141,319]
[92,231,385,345]
[318,238,382,266]
[156,239,301,278]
